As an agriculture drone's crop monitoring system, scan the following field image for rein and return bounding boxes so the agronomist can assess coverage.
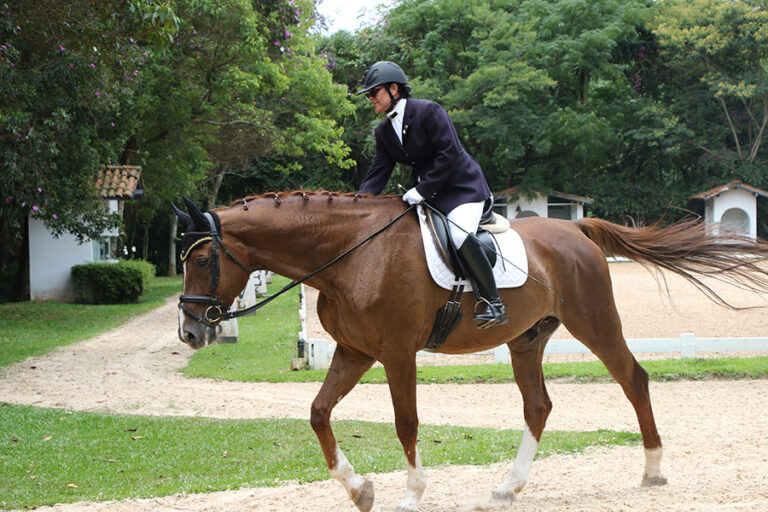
[179,204,416,326]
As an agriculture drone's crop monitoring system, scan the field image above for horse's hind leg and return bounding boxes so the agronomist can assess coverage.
[560,286,667,486]
[493,316,560,502]
[310,344,376,511]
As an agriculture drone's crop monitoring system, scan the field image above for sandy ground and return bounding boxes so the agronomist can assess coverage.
[1,261,767,512]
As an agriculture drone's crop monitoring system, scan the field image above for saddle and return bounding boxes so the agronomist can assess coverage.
[422,203,509,351]
[424,204,507,277]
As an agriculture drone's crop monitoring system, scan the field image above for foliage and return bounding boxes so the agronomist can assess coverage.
[0,403,639,509]
[119,258,157,288]
[71,262,144,304]
[0,275,181,369]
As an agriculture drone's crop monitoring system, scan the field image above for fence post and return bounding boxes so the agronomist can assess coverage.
[680,333,696,359]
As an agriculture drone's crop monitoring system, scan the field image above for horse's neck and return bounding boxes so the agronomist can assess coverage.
[220,196,408,290]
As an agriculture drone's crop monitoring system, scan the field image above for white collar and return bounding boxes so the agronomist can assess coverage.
[387,98,406,120]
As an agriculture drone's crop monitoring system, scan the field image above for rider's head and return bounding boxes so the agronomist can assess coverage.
[357,61,411,114]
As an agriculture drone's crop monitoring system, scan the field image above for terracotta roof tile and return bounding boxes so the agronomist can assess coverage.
[96,165,143,199]
[690,180,768,200]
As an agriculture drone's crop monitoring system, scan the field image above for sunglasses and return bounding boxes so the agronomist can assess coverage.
[365,85,385,99]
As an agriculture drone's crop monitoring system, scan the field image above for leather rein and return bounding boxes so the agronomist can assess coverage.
[178,205,416,327]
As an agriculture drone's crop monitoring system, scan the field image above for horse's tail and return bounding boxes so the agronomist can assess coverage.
[577,217,768,309]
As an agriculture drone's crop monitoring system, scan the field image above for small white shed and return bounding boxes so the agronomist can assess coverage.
[690,181,768,239]
[493,187,593,221]
[28,165,143,301]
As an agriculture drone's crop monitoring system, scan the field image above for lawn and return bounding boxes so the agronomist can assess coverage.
[0,402,640,510]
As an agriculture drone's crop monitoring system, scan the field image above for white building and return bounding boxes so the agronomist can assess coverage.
[690,180,768,239]
[493,187,593,221]
[28,165,143,301]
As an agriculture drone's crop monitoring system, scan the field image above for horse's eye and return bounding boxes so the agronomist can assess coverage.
[195,257,209,268]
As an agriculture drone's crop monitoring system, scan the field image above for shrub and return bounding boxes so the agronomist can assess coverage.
[119,259,156,289]
[71,261,145,304]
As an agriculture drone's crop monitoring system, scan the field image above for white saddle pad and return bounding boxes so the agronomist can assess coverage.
[417,205,528,291]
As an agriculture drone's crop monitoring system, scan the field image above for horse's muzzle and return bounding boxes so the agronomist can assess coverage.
[178,319,217,349]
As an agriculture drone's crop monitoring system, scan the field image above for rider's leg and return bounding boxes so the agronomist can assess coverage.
[447,202,508,329]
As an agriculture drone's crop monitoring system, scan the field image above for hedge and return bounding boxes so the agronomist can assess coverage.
[70,259,156,304]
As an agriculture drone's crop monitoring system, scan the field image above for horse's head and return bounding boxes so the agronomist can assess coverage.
[173,197,251,349]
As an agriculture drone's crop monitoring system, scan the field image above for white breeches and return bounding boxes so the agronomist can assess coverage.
[446,200,484,248]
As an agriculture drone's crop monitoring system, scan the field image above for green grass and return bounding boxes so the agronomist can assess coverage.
[0,402,640,510]
[0,276,182,369]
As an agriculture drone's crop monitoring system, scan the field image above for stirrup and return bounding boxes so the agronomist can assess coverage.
[473,298,507,329]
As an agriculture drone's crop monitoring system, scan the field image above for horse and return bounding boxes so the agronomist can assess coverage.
[174,190,768,512]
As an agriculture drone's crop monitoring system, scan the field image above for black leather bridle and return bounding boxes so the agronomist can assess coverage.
[178,211,251,326]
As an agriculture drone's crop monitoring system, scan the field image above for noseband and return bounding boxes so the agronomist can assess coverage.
[178,211,251,326]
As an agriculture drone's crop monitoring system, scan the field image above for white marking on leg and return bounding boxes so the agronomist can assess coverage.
[329,444,367,500]
[397,447,426,511]
[494,424,539,499]
[644,446,664,479]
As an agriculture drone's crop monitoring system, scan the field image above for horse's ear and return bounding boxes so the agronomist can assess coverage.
[171,203,192,229]
[183,196,208,229]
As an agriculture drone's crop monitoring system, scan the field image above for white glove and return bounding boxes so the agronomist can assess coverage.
[402,187,424,205]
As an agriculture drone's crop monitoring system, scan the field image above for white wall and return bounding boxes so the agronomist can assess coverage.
[28,217,94,301]
[707,188,756,238]
[504,193,548,219]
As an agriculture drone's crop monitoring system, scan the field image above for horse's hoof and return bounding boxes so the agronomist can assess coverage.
[491,490,517,503]
[642,475,668,487]
[352,479,374,512]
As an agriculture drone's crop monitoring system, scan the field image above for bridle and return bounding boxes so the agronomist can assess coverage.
[178,211,252,326]
[178,204,417,327]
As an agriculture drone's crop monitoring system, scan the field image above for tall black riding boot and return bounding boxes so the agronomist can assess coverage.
[457,235,507,329]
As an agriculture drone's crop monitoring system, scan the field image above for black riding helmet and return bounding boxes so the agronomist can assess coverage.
[357,61,412,113]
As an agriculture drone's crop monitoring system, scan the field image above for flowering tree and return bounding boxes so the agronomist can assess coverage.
[0,0,177,299]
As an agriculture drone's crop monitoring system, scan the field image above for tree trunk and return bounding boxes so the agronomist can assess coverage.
[168,213,177,277]
[207,164,227,209]
[11,215,30,301]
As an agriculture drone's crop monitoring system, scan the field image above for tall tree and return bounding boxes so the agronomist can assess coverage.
[651,0,768,173]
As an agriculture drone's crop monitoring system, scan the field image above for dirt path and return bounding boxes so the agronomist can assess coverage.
[1,262,767,511]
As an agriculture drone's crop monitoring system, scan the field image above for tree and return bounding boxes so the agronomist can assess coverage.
[651,0,768,170]
[0,0,177,299]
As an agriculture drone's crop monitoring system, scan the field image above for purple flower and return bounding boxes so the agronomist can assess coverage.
[285,30,292,38]
[133,71,138,76]
[69,63,74,68]
[94,91,100,96]
[111,122,115,127]
[59,45,66,51]
[4,197,10,204]
[37,187,42,192]
[274,41,280,46]
[90,63,95,68]
[53,214,58,219]
[32,205,39,211]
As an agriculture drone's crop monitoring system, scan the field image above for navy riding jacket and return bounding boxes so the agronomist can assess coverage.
[357,98,491,214]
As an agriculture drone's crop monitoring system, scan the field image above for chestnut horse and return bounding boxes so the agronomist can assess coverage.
[175,191,768,512]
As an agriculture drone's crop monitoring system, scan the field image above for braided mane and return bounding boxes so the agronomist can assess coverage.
[226,190,398,208]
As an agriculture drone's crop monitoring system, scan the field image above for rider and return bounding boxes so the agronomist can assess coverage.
[356,61,507,329]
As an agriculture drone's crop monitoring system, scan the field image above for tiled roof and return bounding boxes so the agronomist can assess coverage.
[494,186,593,204]
[96,165,143,199]
[690,180,768,200]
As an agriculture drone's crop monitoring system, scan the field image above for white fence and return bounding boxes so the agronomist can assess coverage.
[303,334,768,370]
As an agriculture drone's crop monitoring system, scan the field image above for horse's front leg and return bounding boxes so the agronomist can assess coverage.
[383,358,425,512]
[310,344,376,511]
